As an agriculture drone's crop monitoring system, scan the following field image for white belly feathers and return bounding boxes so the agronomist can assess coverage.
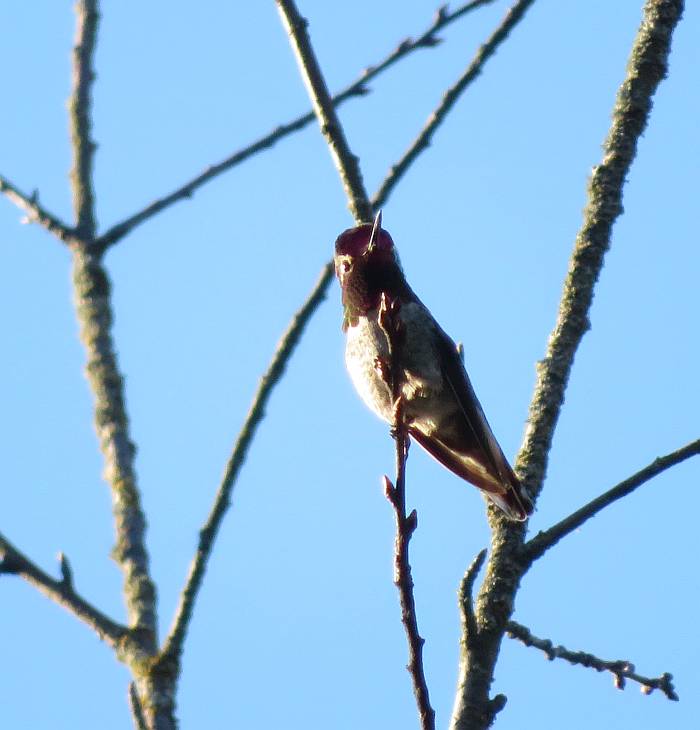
[344,301,442,425]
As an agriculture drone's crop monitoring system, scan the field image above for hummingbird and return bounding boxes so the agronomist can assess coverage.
[334,212,532,521]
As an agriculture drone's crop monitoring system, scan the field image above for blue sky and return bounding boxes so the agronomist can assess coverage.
[1,2,698,728]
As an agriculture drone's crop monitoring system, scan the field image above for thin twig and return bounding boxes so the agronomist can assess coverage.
[276,0,373,223]
[379,292,435,730]
[451,550,494,729]
[57,551,74,591]
[68,2,158,643]
[525,438,700,563]
[450,2,685,728]
[69,0,99,239]
[373,0,536,209]
[128,682,148,730]
[161,263,333,662]
[0,532,127,648]
[458,549,487,646]
[95,0,498,251]
[507,621,678,701]
[0,175,78,245]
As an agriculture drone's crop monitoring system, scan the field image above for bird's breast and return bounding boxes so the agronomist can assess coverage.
[345,312,393,422]
[344,301,444,425]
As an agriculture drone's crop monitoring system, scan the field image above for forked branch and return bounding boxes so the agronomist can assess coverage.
[95,0,500,250]
[69,1,158,644]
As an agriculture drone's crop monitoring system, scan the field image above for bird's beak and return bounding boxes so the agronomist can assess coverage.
[365,209,382,254]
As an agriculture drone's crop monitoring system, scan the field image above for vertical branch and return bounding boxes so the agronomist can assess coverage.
[379,293,435,730]
[69,0,99,239]
[66,4,170,726]
[68,0,158,650]
[276,0,373,223]
[72,251,157,639]
[450,1,685,728]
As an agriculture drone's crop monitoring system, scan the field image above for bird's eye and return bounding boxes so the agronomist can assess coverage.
[341,260,353,274]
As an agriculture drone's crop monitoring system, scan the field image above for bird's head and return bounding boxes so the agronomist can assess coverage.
[333,211,405,327]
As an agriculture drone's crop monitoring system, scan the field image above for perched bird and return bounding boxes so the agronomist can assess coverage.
[334,212,532,521]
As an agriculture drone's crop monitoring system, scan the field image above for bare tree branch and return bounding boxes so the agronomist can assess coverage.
[384,470,435,730]
[128,682,148,730]
[0,532,127,648]
[57,551,75,591]
[161,263,333,663]
[160,0,521,664]
[378,291,435,730]
[506,621,679,701]
[68,1,158,647]
[451,549,502,728]
[94,0,499,251]
[72,251,158,640]
[373,0,536,209]
[69,0,99,239]
[0,175,78,245]
[161,0,531,665]
[102,19,528,669]
[517,0,685,507]
[95,120,321,251]
[525,438,700,562]
[161,0,508,671]
[457,549,487,656]
[450,2,685,728]
[276,0,373,223]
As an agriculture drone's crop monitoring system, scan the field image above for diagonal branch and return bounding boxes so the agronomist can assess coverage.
[515,0,685,505]
[450,2,685,729]
[276,0,373,223]
[525,438,700,563]
[0,175,78,245]
[68,1,157,644]
[0,532,127,648]
[95,0,499,251]
[507,620,678,701]
[161,263,333,663]
[373,0,536,209]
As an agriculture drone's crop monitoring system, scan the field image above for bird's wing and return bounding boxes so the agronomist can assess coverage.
[408,324,531,520]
